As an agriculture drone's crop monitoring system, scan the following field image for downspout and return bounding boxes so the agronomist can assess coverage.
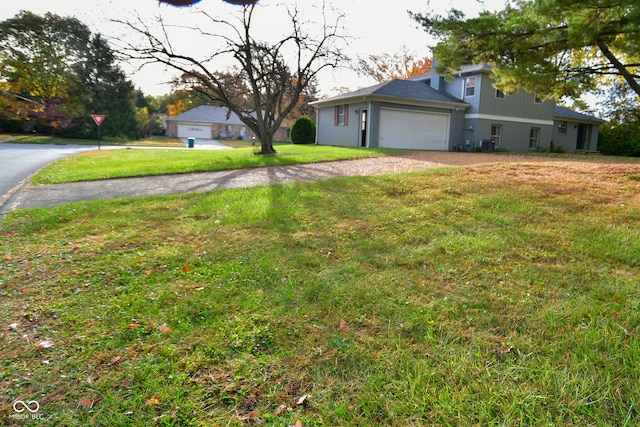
[314,106,319,145]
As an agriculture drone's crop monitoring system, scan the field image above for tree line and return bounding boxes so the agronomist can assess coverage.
[0,12,144,139]
[2,2,638,155]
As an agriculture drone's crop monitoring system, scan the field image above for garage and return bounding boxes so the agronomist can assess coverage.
[177,123,212,139]
[379,108,449,150]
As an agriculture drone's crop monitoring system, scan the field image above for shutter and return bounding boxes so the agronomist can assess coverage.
[344,104,348,126]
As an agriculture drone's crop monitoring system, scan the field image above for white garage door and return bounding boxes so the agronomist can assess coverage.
[379,108,449,150]
[178,124,211,139]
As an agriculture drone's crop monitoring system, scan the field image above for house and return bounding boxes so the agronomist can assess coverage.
[311,64,604,153]
[164,105,291,142]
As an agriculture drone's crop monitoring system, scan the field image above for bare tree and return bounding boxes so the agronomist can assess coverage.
[117,3,346,154]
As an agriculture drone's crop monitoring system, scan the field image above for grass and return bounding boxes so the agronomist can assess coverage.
[31,143,398,184]
[1,159,639,426]
[6,134,186,147]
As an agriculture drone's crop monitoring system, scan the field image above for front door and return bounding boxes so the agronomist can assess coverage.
[360,109,368,147]
[576,124,591,150]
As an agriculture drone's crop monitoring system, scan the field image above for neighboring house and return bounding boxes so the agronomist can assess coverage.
[312,64,603,153]
[164,105,291,142]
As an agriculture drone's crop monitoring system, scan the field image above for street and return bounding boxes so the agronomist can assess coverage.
[0,143,96,215]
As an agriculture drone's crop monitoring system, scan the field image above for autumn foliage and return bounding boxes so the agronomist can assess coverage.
[358,48,433,82]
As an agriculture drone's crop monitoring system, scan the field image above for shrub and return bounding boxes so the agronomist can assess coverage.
[291,116,316,144]
[599,122,640,157]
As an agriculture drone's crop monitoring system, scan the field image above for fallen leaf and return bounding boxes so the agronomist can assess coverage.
[494,346,513,354]
[128,323,140,329]
[86,321,95,328]
[122,379,133,387]
[146,268,154,276]
[292,395,309,408]
[8,322,18,330]
[36,338,55,349]
[339,320,349,333]
[80,398,94,408]
[158,323,172,334]
[236,411,259,422]
[182,265,190,273]
[111,355,122,364]
[289,421,303,427]
[171,406,180,418]
[146,395,161,406]
[145,320,156,330]
[274,404,287,416]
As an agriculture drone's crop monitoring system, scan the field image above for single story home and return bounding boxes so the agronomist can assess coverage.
[165,105,291,142]
[311,65,604,153]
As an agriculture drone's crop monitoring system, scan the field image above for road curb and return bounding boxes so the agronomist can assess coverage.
[0,170,39,219]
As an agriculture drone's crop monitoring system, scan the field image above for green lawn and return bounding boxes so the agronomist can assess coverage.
[32,143,398,184]
[1,160,638,426]
[5,134,186,147]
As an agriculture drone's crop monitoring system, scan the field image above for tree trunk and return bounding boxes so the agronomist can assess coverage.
[257,131,276,155]
[595,36,640,98]
[259,140,276,155]
[253,119,277,154]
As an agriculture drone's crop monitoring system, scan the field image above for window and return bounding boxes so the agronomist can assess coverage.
[222,124,233,138]
[529,127,540,149]
[495,89,505,99]
[334,104,348,125]
[490,124,502,148]
[558,121,567,134]
[465,77,476,97]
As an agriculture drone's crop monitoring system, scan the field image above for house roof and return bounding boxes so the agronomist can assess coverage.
[165,105,294,127]
[312,79,468,109]
[165,105,245,125]
[554,106,605,123]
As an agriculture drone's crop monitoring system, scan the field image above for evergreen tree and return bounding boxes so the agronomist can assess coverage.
[1,12,141,139]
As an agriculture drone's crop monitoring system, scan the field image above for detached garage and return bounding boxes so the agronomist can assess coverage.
[311,79,468,151]
[379,108,450,150]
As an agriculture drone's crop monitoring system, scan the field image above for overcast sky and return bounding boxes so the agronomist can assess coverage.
[0,0,507,96]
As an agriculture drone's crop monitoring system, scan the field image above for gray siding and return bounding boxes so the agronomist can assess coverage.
[448,73,555,151]
[477,75,554,121]
[552,121,599,153]
[316,102,367,148]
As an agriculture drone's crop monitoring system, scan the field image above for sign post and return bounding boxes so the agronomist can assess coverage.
[91,114,105,150]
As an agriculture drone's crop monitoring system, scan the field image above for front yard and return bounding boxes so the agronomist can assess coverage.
[1,156,639,426]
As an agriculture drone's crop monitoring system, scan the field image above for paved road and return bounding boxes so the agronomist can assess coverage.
[0,143,96,214]
[0,140,233,216]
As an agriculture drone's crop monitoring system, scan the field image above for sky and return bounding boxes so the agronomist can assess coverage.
[0,0,508,97]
